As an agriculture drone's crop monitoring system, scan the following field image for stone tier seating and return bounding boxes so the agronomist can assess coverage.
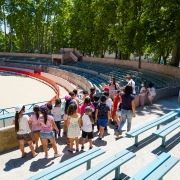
[27,147,105,180]
[126,108,180,146]
[129,153,179,180]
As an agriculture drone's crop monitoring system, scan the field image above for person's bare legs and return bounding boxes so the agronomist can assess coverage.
[69,138,74,151]
[89,139,93,148]
[81,138,85,147]
[41,139,48,157]
[19,140,25,157]
[34,132,40,149]
[50,139,58,154]
[27,140,37,157]
[63,121,67,133]
[75,137,79,150]
[99,126,104,138]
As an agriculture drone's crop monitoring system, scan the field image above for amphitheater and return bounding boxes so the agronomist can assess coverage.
[0,49,180,180]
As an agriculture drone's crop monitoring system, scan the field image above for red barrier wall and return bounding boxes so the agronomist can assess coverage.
[0,67,59,104]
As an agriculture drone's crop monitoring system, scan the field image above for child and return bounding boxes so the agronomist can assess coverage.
[38,105,61,158]
[80,97,95,115]
[14,104,38,158]
[139,82,147,107]
[92,95,100,131]
[81,90,89,103]
[69,91,77,105]
[81,106,94,149]
[147,82,156,105]
[30,105,41,150]
[47,104,53,116]
[52,98,62,138]
[113,90,122,127]
[95,95,110,140]
[104,91,113,126]
[67,104,81,152]
[90,87,96,102]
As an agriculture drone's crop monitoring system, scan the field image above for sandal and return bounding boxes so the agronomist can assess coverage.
[21,152,26,158]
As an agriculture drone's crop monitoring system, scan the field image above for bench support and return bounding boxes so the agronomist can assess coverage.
[157,124,160,130]
[161,137,166,148]
[134,136,138,147]
[115,167,120,180]
[87,160,91,170]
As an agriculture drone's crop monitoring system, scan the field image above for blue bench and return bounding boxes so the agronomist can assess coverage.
[129,153,179,180]
[126,109,180,146]
[73,149,135,180]
[153,117,180,148]
[27,147,105,180]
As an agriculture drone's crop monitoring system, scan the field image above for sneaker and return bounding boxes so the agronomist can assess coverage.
[99,137,102,141]
[115,132,119,137]
[76,149,79,152]
[68,148,73,153]
[119,130,122,135]
[81,146,84,150]
[54,153,62,158]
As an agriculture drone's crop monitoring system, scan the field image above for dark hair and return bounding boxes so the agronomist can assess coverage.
[67,104,77,116]
[93,95,100,102]
[84,97,91,105]
[41,109,48,124]
[73,89,78,95]
[90,87,95,93]
[104,91,109,97]
[124,85,133,96]
[47,104,52,110]
[15,106,25,132]
[101,95,107,103]
[112,77,116,85]
[69,91,75,97]
[65,99,71,114]
[33,105,40,120]
[55,98,61,106]
[148,82,154,88]
[83,90,88,95]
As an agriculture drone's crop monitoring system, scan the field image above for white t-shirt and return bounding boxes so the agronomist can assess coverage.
[139,87,146,96]
[52,107,61,121]
[106,98,113,110]
[148,87,156,97]
[128,79,136,94]
[82,114,92,132]
[17,115,31,135]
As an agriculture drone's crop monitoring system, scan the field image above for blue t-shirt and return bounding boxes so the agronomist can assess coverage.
[92,102,99,119]
[121,94,135,110]
[97,103,110,119]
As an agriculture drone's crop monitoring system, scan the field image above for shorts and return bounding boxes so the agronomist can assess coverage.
[98,119,108,127]
[116,110,121,116]
[82,130,93,139]
[33,130,40,133]
[17,133,32,141]
[40,131,55,140]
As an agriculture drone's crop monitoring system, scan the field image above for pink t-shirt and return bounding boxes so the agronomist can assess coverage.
[31,114,41,131]
[38,115,54,132]
[80,104,95,114]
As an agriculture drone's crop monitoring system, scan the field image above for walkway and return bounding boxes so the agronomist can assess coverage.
[0,96,180,180]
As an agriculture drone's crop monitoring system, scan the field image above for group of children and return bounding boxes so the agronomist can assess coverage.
[14,78,157,158]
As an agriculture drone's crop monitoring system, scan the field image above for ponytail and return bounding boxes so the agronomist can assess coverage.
[43,111,48,124]
[15,112,19,132]
[35,111,39,120]
[33,105,40,120]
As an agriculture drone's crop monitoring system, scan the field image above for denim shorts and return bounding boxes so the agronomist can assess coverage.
[33,130,40,133]
[116,110,121,116]
[40,131,55,140]
[98,119,108,127]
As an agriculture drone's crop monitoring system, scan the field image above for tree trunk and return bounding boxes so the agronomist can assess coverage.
[3,6,7,52]
[171,45,180,67]
[158,55,161,64]
[138,49,141,69]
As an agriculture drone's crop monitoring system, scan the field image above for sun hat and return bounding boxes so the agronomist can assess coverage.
[65,95,71,101]
[40,105,48,112]
[15,104,24,113]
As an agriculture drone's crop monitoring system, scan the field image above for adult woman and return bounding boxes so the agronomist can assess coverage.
[14,104,38,158]
[116,86,136,136]
[108,77,120,100]
[38,105,61,158]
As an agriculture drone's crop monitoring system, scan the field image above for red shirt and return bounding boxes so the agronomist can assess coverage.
[114,95,120,109]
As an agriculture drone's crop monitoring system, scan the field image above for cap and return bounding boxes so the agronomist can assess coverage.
[15,104,24,113]
[85,106,93,112]
[104,87,109,91]
[116,90,121,93]
[69,99,77,105]
[65,95,71,101]
[40,105,48,112]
